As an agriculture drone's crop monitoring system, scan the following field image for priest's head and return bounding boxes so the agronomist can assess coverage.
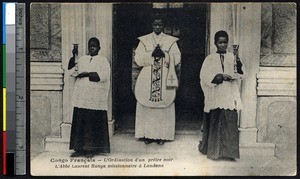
[151,13,165,35]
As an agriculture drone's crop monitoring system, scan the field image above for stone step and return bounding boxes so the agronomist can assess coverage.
[44,137,70,151]
[44,133,275,158]
[117,128,201,135]
[239,143,275,158]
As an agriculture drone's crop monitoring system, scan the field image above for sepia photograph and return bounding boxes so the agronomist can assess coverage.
[30,2,296,176]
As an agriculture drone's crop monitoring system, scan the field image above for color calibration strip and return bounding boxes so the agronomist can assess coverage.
[2,3,7,175]
[4,2,16,175]
[2,3,26,175]
[15,3,26,175]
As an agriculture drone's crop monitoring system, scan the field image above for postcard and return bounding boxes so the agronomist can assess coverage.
[30,2,296,176]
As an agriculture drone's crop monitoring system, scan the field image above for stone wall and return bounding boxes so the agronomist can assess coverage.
[257,96,296,158]
[260,3,296,66]
[30,3,63,159]
[30,62,64,159]
[30,4,61,62]
[257,3,296,159]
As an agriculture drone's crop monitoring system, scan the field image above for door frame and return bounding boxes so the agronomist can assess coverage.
[112,3,210,130]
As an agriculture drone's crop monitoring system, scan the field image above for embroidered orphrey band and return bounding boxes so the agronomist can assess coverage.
[150,57,163,102]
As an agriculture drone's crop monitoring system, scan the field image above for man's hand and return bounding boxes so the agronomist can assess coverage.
[77,72,89,78]
[233,48,239,56]
[236,58,243,74]
[223,74,233,81]
[152,45,165,59]
[72,48,78,56]
[211,74,224,84]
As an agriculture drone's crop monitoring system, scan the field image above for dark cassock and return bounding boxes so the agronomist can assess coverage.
[199,52,245,160]
[68,54,111,154]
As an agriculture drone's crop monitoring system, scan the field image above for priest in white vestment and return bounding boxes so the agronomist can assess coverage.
[133,14,181,145]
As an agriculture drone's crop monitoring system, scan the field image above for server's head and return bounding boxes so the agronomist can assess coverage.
[214,31,229,53]
[88,37,101,56]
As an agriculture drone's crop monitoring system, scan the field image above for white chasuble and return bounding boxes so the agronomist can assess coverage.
[134,32,181,140]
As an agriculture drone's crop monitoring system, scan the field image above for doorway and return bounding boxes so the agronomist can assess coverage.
[112,3,208,132]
